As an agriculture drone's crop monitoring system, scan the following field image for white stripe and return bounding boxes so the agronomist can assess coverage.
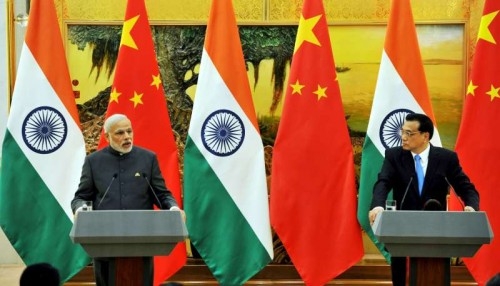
[188,49,272,256]
[367,50,441,155]
[8,45,85,221]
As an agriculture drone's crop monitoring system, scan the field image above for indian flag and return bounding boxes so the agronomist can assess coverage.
[357,0,441,261]
[0,0,90,282]
[183,0,273,284]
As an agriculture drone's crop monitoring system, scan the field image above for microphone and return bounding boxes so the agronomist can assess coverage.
[98,173,118,207]
[423,199,442,210]
[444,176,465,210]
[142,173,163,209]
[400,176,413,210]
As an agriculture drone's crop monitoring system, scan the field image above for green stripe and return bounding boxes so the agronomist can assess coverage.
[184,136,270,285]
[357,136,391,262]
[0,130,90,281]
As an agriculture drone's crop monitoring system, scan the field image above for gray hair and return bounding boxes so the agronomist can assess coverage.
[103,114,129,133]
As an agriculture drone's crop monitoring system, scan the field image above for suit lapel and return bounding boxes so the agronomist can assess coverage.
[422,145,439,196]
[401,150,418,193]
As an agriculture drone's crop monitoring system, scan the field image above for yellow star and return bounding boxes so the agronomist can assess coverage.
[294,14,322,53]
[109,87,121,103]
[120,15,140,49]
[477,10,499,44]
[313,85,327,100]
[290,79,305,95]
[466,81,478,96]
[486,85,500,101]
[151,74,162,90]
[130,91,144,107]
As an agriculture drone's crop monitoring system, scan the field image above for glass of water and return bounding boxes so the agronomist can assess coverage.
[385,200,397,211]
[82,201,93,211]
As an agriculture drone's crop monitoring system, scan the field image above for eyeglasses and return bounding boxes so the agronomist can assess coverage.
[400,129,421,137]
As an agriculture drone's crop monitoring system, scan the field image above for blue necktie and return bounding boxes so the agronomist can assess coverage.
[415,155,424,195]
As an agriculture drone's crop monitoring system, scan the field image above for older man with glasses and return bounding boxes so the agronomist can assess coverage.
[368,112,479,286]
[71,113,183,286]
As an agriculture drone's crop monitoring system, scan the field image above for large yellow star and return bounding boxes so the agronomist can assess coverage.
[130,91,143,107]
[290,79,305,95]
[313,85,327,100]
[294,14,322,53]
[121,15,140,49]
[466,81,478,96]
[478,10,499,44]
[109,87,121,103]
[486,84,500,101]
[151,74,162,90]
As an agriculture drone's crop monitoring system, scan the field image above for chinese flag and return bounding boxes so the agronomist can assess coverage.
[453,0,500,284]
[98,0,186,284]
[270,0,363,285]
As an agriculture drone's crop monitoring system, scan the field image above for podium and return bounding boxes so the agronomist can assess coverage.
[372,211,493,286]
[70,210,188,285]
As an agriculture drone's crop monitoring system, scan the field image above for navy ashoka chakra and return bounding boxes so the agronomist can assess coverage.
[201,109,245,157]
[379,109,414,149]
[22,106,68,154]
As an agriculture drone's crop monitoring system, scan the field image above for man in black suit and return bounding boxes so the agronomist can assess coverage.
[71,113,183,286]
[368,113,479,286]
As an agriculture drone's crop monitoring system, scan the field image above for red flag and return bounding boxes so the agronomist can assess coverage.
[98,0,186,284]
[454,0,500,284]
[269,0,363,284]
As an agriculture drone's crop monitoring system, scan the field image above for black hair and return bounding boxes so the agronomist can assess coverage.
[405,113,434,139]
[487,273,500,286]
[20,263,60,286]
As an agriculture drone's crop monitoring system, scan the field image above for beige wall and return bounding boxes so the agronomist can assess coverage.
[1,0,24,266]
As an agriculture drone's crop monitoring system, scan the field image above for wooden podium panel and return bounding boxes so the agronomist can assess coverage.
[410,257,449,286]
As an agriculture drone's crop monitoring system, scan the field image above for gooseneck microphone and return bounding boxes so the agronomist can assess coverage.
[444,176,465,210]
[98,173,118,207]
[423,199,442,210]
[400,176,413,210]
[142,173,163,209]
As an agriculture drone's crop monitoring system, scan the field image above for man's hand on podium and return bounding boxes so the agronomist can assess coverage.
[73,205,85,220]
[170,206,186,222]
[369,206,384,226]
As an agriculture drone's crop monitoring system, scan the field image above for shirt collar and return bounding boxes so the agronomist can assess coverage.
[412,144,430,162]
[107,146,134,157]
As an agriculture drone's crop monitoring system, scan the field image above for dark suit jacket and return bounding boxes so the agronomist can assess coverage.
[371,145,479,211]
[71,146,178,212]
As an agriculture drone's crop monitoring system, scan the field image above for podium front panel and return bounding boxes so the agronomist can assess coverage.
[372,211,493,257]
[70,210,188,257]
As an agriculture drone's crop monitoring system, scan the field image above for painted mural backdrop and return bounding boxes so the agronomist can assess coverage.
[68,23,464,149]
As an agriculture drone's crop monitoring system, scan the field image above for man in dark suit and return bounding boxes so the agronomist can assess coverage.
[71,113,183,286]
[368,113,479,286]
